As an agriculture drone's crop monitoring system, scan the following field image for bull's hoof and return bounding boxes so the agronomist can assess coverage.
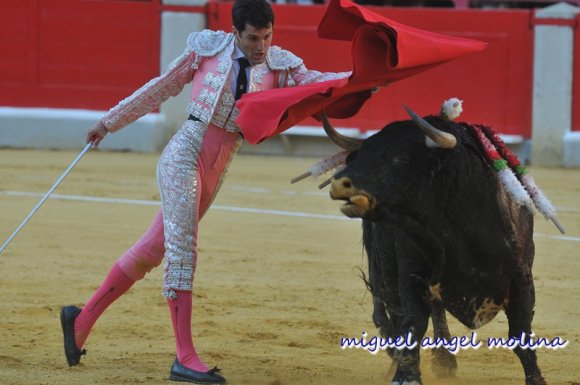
[525,374,548,385]
[430,348,457,378]
[391,370,422,385]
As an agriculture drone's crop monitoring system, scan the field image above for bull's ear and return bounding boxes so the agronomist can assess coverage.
[404,106,457,149]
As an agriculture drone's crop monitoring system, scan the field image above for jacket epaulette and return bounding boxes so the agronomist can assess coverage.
[187,30,234,57]
[267,46,303,71]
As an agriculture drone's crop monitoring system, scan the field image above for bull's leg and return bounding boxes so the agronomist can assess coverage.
[372,296,405,361]
[371,299,399,377]
[372,298,394,356]
[505,274,547,385]
[430,300,457,378]
[372,298,391,337]
[364,221,404,360]
[391,274,431,385]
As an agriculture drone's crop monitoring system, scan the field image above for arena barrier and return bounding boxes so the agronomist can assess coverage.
[0,0,578,164]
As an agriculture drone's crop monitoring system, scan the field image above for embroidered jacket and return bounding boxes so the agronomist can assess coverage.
[102,29,350,133]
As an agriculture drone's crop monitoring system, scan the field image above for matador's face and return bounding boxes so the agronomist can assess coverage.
[233,23,273,66]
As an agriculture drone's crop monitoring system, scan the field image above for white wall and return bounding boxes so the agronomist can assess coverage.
[159,11,207,142]
[532,2,580,166]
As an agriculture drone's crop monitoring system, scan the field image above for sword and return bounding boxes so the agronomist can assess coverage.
[0,143,93,254]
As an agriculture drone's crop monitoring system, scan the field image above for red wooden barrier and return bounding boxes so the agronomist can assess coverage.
[0,1,538,138]
[573,13,580,132]
[0,0,161,110]
[209,3,534,137]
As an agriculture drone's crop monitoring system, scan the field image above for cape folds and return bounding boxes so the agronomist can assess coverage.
[235,0,487,144]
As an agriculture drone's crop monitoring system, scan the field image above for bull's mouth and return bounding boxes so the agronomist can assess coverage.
[330,177,376,218]
[331,192,375,218]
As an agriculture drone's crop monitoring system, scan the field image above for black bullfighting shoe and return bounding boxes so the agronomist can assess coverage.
[60,305,87,366]
[169,358,226,384]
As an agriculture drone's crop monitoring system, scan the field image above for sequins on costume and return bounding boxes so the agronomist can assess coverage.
[157,120,206,297]
[102,29,351,298]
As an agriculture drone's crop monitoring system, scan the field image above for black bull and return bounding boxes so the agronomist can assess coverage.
[323,112,547,385]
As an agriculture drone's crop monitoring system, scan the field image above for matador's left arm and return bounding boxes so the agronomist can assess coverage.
[288,63,351,86]
[268,46,351,88]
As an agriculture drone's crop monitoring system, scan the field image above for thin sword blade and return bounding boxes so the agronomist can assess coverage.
[0,143,92,254]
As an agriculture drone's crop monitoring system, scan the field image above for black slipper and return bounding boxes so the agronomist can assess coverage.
[60,305,87,366]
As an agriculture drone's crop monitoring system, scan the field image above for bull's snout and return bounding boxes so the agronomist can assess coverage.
[330,177,374,218]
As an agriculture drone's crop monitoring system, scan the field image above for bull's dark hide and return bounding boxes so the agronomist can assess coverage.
[330,116,546,385]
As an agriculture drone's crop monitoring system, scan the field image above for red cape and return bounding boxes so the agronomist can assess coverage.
[236,0,487,144]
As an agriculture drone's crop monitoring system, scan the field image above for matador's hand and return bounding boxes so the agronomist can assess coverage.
[87,121,109,148]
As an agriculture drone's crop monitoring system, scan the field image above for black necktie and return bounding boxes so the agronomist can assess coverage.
[235,57,250,101]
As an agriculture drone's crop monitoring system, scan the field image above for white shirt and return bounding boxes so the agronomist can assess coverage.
[231,44,252,96]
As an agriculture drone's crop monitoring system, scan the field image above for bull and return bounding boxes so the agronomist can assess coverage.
[313,103,559,385]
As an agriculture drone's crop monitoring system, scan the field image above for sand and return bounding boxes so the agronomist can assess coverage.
[0,148,578,385]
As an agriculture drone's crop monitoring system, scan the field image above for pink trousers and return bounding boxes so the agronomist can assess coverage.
[117,121,241,297]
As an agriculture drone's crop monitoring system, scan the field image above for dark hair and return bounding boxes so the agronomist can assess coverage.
[232,0,275,33]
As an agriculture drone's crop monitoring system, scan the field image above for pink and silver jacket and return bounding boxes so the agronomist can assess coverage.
[102,29,350,134]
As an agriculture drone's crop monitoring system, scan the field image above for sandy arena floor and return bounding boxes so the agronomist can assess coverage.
[0,148,578,385]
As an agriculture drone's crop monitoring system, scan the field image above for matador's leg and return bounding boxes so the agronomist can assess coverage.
[158,121,241,376]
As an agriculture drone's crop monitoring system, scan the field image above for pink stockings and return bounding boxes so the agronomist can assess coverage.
[73,123,241,372]
[75,278,208,372]
[74,262,135,349]
[73,265,207,372]
[167,291,209,372]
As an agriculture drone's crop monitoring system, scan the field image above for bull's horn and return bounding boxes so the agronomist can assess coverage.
[321,112,363,151]
[404,106,457,149]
